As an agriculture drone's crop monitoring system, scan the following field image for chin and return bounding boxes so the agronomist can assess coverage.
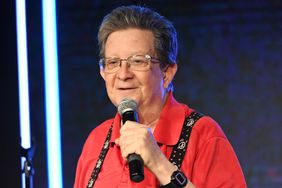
[114,91,136,101]
[116,95,140,106]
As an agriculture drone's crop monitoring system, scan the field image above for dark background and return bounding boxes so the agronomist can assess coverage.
[4,0,282,187]
[1,0,21,187]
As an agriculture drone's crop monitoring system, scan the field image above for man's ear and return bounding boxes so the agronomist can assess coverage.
[163,63,177,89]
[100,69,106,81]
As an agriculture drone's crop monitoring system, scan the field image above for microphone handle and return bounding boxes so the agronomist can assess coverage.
[128,153,144,182]
[122,110,138,123]
[122,110,144,182]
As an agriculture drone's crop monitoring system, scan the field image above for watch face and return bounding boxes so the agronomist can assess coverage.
[172,170,188,186]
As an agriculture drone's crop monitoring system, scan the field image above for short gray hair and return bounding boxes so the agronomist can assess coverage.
[98,5,178,91]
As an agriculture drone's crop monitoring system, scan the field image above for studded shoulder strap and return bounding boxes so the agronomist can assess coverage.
[169,111,203,169]
[86,123,113,188]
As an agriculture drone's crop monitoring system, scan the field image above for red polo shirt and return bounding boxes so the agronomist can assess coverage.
[74,93,246,188]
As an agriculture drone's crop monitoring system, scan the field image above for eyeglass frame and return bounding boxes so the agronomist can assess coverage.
[99,54,161,73]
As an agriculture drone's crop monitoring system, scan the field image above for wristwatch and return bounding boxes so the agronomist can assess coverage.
[160,170,188,188]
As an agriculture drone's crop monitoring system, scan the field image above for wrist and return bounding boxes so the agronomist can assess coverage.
[149,153,178,185]
[160,169,188,188]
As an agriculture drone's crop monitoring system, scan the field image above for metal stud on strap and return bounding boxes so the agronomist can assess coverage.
[169,111,203,169]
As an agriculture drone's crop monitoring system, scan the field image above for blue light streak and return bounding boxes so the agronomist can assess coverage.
[15,0,31,187]
[42,0,63,187]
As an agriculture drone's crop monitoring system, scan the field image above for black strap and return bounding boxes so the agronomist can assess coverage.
[169,111,203,169]
[86,111,203,188]
[86,123,113,188]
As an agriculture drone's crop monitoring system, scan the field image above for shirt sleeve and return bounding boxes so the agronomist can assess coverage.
[188,115,247,188]
[73,155,83,188]
[191,136,247,188]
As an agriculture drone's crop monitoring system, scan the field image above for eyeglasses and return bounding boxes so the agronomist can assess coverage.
[99,54,160,73]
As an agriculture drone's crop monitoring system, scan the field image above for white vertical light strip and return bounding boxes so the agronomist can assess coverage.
[42,0,63,188]
[15,0,31,187]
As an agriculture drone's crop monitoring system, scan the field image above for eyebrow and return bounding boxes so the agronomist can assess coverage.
[105,51,153,58]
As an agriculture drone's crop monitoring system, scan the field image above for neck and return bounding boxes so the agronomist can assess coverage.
[146,118,159,132]
[137,92,169,130]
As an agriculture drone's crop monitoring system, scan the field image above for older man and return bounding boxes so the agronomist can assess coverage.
[74,5,246,188]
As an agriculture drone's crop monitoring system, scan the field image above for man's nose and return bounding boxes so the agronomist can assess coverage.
[116,60,133,79]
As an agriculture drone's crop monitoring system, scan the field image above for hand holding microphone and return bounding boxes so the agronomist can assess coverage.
[117,98,172,184]
[117,98,144,182]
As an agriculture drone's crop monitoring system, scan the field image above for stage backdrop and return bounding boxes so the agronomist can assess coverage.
[26,0,282,187]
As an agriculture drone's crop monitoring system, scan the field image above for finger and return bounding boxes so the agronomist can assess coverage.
[120,144,139,161]
[119,133,148,155]
[120,125,149,140]
[120,121,143,132]
[119,130,147,148]
[115,138,120,146]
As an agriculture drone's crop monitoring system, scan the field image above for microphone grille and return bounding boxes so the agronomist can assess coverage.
[117,98,138,115]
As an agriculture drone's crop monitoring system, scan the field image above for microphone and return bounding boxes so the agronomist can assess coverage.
[117,98,144,182]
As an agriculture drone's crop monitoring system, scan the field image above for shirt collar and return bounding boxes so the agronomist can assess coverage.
[153,92,186,146]
[110,113,122,143]
[110,92,188,146]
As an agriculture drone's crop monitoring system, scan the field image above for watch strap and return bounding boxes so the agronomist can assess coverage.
[159,182,177,188]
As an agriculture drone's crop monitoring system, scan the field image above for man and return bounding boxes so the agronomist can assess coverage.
[74,5,247,188]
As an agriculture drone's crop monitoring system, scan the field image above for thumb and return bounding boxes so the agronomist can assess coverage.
[115,138,120,146]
